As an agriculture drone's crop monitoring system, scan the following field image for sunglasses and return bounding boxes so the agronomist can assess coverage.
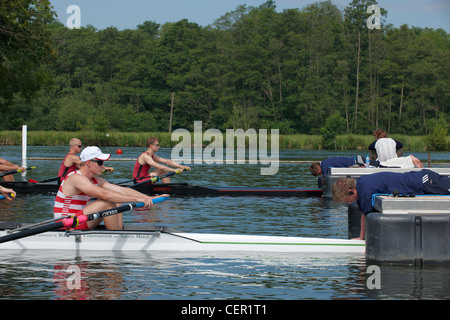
[90,159,104,166]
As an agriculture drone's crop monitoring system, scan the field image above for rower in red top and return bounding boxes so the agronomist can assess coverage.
[54,146,165,230]
[57,138,82,183]
[133,136,190,183]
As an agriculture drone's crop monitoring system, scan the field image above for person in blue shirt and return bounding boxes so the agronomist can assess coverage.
[309,156,365,176]
[332,169,450,240]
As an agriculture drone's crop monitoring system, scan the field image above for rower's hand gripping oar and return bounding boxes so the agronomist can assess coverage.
[0,193,15,201]
[130,168,190,189]
[0,196,170,244]
[0,166,36,178]
[149,168,189,183]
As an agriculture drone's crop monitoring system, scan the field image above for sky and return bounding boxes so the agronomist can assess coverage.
[50,0,450,32]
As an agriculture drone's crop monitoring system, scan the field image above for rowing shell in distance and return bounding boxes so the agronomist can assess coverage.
[0,181,323,197]
[0,222,364,254]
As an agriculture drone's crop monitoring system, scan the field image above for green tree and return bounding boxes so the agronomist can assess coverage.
[344,0,386,132]
[0,0,56,109]
[426,115,449,150]
[320,112,347,149]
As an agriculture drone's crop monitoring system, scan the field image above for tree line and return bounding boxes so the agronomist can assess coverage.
[1,0,448,138]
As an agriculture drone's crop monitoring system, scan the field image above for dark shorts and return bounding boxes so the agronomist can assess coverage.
[422,169,450,195]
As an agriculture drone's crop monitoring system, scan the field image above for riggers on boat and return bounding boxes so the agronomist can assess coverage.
[0,181,323,197]
[0,222,365,254]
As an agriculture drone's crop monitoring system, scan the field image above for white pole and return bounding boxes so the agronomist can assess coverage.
[22,125,27,177]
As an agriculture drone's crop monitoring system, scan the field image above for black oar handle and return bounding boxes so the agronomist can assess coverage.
[84,202,142,223]
[0,220,65,244]
[130,168,189,189]
[81,197,168,223]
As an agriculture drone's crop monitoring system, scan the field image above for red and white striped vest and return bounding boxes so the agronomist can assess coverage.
[53,171,98,219]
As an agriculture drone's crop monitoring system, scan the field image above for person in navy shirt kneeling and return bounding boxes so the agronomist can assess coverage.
[332,169,450,240]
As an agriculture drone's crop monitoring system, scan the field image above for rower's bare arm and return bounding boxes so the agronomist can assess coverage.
[104,180,167,199]
[153,154,190,171]
[100,180,162,206]
[0,163,23,171]
[64,155,81,168]
[65,175,145,206]
[144,154,178,172]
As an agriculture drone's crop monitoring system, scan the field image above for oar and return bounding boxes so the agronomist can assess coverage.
[0,193,15,200]
[0,166,36,178]
[20,177,59,185]
[117,168,189,186]
[128,168,189,189]
[35,177,60,183]
[27,170,111,185]
[114,177,140,186]
[0,196,170,244]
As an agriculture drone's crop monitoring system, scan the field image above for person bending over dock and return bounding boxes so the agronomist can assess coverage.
[309,156,366,177]
[332,169,450,240]
[310,155,423,178]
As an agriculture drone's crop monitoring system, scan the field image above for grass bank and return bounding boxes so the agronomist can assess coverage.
[0,130,448,151]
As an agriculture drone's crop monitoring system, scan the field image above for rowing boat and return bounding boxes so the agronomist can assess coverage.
[0,181,323,197]
[0,222,364,254]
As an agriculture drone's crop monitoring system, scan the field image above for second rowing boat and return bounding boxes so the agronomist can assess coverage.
[0,181,323,197]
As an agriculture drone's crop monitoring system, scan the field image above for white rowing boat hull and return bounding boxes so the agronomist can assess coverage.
[0,229,365,254]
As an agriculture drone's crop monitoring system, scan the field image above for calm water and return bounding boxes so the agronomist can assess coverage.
[0,145,449,302]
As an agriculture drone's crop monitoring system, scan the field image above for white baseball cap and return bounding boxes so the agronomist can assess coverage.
[80,146,111,162]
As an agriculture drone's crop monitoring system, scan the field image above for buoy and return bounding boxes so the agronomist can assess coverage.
[116,149,123,155]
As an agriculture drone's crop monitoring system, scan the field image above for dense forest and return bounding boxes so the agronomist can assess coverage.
[1,0,449,137]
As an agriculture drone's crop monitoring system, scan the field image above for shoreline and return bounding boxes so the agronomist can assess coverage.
[1,130,448,151]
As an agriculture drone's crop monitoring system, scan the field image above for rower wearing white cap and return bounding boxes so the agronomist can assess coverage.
[53,146,166,230]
